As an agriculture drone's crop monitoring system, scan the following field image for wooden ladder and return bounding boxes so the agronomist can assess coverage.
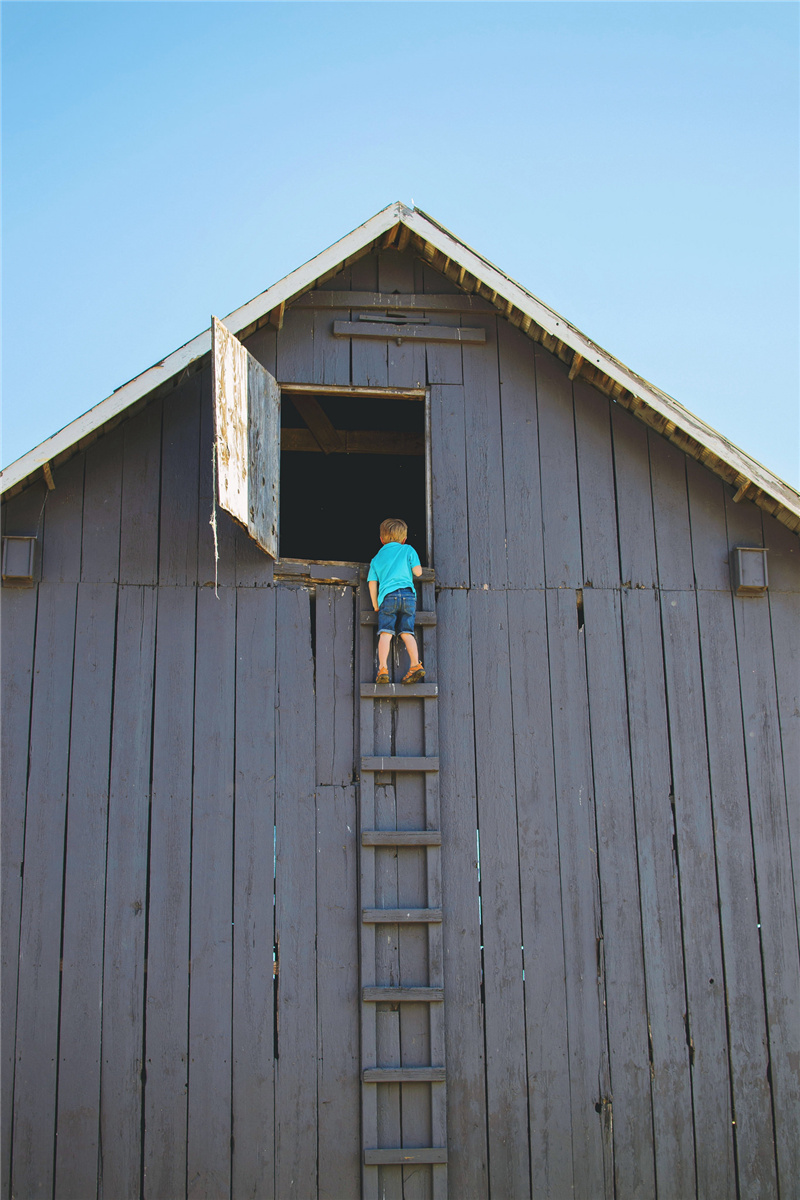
[358,567,448,1198]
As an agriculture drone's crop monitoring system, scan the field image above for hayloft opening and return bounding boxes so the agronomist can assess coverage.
[278,388,428,565]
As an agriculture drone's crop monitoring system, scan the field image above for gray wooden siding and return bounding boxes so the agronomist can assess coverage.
[2,246,798,1199]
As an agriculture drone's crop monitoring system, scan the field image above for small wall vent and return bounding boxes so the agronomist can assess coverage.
[2,536,37,585]
[732,546,769,596]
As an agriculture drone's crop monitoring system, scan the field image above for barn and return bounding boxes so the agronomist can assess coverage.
[2,202,798,1200]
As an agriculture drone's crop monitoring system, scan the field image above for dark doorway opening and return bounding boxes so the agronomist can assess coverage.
[279,390,428,565]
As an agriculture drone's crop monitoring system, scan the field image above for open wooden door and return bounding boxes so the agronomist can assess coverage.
[212,315,280,558]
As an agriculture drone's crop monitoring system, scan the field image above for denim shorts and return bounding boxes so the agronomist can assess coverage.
[377,588,416,635]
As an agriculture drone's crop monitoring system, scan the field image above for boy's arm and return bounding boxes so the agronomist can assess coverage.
[368,579,379,611]
[412,565,422,578]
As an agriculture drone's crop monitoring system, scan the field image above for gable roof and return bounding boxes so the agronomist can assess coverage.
[3,201,799,533]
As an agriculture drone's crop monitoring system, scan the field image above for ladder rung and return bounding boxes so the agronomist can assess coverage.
[361,611,437,626]
[362,830,441,847]
[363,1067,446,1083]
[361,756,439,772]
[365,1148,448,1166]
[361,683,438,698]
[363,987,444,1003]
[363,908,442,924]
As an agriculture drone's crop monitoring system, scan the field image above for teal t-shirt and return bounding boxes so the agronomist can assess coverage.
[368,542,421,607]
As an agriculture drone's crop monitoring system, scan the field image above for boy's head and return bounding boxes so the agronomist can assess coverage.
[380,518,408,545]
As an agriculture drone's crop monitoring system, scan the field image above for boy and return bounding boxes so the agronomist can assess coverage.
[368,518,425,684]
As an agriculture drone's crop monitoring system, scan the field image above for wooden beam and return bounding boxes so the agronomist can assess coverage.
[279,382,425,399]
[361,830,442,846]
[362,986,444,1003]
[281,429,423,456]
[289,397,345,455]
[363,1067,446,1083]
[293,290,494,312]
[332,320,485,344]
[42,462,55,490]
[733,478,752,503]
[569,352,584,381]
[362,908,443,923]
[267,301,285,331]
[381,222,401,249]
[365,1149,448,1166]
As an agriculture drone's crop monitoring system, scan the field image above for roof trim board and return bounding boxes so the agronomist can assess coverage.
[3,201,798,532]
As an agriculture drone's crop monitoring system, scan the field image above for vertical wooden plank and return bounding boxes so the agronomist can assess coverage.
[685,458,730,590]
[159,376,201,585]
[275,585,318,1199]
[470,589,531,1199]
[436,588,488,1198]
[610,405,657,588]
[733,592,800,1197]
[660,591,735,1196]
[762,512,800,593]
[119,399,162,585]
[422,263,460,294]
[535,345,582,588]
[11,583,78,1200]
[276,306,316,383]
[315,585,355,786]
[186,587,236,1200]
[242,324,277,375]
[81,428,123,583]
[376,1010,402,1200]
[546,588,610,1197]
[649,432,694,589]
[316,784,360,1200]
[48,573,117,1182]
[620,589,695,1197]
[573,381,619,588]
[99,586,157,1200]
[143,587,196,1200]
[770,590,800,931]
[583,589,656,1197]
[352,336,389,389]
[232,586,276,1200]
[462,315,507,588]
[40,453,85,583]
[696,590,778,1197]
[497,321,545,589]
[378,249,416,294]
[350,252,378,292]
[199,371,237,588]
[388,330,426,390]
[234,323,276,583]
[506,588,572,1199]
[314,305,351,385]
[0,587,38,1200]
[430,385,469,588]
[425,313,462,386]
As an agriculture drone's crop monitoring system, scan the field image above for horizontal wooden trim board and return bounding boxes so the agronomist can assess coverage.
[362,908,443,924]
[364,1149,448,1166]
[279,382,426,399]
[293,290,495,313]
[363,1068,446,1083]
[333,319,485,344]
[282,429,424,455]
[362,987,445,1003]
[361,830,442,846]
[361,756,439,772]
[360,610,436,626]
[273,560,361,584]
[360,683,438,698]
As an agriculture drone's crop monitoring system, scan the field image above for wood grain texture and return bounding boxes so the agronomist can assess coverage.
[159,375,201,585]
[232,586,277,1200]
[696,590,778,1197]
[187,586,236,1199]
[430,385,469,587]
[11,584,77,1200]
[660,591,735,1195]
[99,586,157,1200]
[685,456,730,590]
[574,381,619,588]
[314,305,351,385]
[51,612,111,1180]
[81,428,123,583]
[40,452,85,583]
[497,320,545,589]
[276,305,316,383]
[200,365,237,588]
[316,585,355,785]
[462,314,507,588]
[733,591,800,1197]
[470,589,531,1199]
[583,588,656,1198]
[769,589,800,937]
[425,312,463,386]
[0,587,38,1200]
[143,587,196,1199]
[762,511,800,592]
[275,586,318,1199]
[119,399,162,585]
[546,587,610,1197]
[649,432,694,590]
[610,404,657,588]
[506,588,572,1199]
[620,589,695,1197]
[536,345,582,588]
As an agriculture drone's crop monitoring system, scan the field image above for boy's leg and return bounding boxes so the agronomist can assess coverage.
[378,632,393,670]
[399,631,421,667]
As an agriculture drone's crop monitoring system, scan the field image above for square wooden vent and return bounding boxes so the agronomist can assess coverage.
[732,546,769,596]
[2,536,37,584]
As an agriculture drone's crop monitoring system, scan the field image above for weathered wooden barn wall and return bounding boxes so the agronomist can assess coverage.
[2,245,799,1200]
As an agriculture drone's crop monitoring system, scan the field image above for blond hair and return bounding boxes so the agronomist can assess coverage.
[380,518,408,543]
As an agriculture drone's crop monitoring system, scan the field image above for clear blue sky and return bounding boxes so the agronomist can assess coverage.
[3,1,798,486]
